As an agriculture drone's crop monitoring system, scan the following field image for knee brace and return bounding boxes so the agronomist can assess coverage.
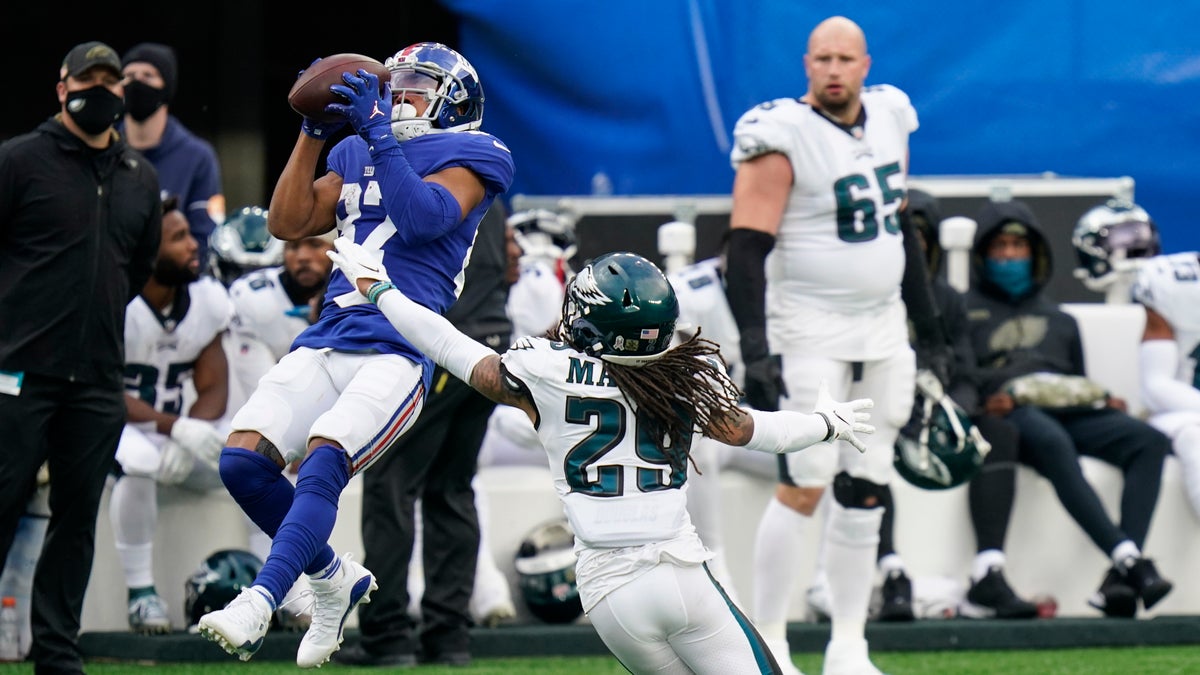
[832,471,889,510]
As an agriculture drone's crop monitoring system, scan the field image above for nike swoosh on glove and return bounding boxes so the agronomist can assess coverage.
[327,237,391,290]
[812,379,875,453]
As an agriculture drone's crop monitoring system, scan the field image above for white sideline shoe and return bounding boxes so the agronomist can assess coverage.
[470,561,517,627]
[296,553,378,668]
[128,593,172,635]
[198,586,273,661]
[823,638,884,675]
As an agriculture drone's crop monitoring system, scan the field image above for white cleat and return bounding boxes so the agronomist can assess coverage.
[275,576,314,632]
[296,553,378,669]
[128,593,172,635]
[822,638,884,675]
[198,586,274,661]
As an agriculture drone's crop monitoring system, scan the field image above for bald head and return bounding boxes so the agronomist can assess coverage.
[804,15,871,122]
[808,16,867,54]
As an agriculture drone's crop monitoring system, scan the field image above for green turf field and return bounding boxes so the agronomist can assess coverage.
[2,645,1197,674]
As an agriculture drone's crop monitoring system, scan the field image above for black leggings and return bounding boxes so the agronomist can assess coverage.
[1007,405,1170,553]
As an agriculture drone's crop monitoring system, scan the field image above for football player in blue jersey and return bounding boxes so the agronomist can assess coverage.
[197,43,514,669]
[328,241,875,675]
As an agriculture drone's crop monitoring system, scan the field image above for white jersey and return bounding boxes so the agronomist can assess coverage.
[123,276,233,423]
[507,258,565,338]
[228,267,312,360]
[731,85,917,315]
[1132,252,1200,388]
[668,257,742,387]
[225,267,313,413]
[500,336,710,611]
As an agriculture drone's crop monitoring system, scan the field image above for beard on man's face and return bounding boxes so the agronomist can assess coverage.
[153,258,199,286]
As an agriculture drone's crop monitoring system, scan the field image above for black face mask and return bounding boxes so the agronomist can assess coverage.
[66,85,124,135]
[124,80,168,122]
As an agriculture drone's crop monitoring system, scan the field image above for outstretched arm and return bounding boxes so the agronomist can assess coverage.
[711,379,875,453]
[326,238,537,420]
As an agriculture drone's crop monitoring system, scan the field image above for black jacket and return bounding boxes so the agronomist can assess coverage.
[963,200,1086,397]
[0,116,161,388]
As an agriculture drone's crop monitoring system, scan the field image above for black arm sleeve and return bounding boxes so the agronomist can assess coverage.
[899,208,947,348]
[723,228,776,361]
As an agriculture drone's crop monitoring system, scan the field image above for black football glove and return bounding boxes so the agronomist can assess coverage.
[742,354,788,412]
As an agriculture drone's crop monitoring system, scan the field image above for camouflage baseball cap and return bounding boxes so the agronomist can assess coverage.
[61,41,122,80]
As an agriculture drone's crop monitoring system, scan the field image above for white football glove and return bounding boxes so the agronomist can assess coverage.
[156,439,194,485]
[326,237,391,293]
[812,379,875,453]
[169,417,226,467]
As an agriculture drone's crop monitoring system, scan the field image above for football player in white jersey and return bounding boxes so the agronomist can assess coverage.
[111,196,233,633]
[328,239,875,675]
[724,16,919,675]
[667,247,779,607]
[1073,200,1200,517]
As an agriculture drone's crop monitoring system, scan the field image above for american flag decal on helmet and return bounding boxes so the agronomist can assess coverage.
[640,328,659,340]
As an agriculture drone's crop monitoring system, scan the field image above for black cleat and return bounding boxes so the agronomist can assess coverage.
[960,566,1038,619]
[1121,557,1173,610]
[1087,566,1137,618]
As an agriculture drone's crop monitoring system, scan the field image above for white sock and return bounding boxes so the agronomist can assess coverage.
[877,553,905,576]
[825,500,883,631]
[110,475,157,589]
[972,549,1007,582]
[1110,539,1140,566]
[751,497,809,626]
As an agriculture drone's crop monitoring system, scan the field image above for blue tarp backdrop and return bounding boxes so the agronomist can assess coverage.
[446,0,1199,252]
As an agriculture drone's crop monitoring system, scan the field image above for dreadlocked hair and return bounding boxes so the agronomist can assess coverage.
[554,324,744,475]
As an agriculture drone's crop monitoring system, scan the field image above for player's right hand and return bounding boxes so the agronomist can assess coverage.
[813,379,875,453]
[742,354,788,412]
[169,417,226,467]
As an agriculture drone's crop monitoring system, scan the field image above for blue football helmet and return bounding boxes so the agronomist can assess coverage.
[562,252,678,365]
[208,206,284,286]
[384,42,484,141]
[894,370,991,490]
[1072,198,1161,292]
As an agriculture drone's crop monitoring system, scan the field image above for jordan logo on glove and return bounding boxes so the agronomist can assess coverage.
[370,101,385,119]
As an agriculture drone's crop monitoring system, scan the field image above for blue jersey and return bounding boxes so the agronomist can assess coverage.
[293,131,514,387]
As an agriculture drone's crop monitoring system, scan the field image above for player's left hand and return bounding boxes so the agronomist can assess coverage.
[813,379,875,453]
[156,439,194,485]
[327,237,391,295]
[328,70,393,142]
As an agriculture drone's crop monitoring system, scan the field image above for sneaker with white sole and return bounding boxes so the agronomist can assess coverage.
[296,553,378,669]
[128,593,172,635]
[198,586,274,661]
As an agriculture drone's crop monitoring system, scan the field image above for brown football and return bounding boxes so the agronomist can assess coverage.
[288,53,390,123]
